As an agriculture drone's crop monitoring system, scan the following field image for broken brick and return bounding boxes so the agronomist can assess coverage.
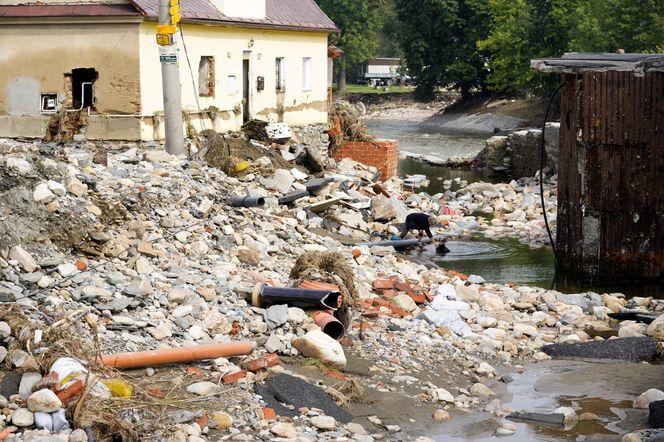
[148,388,167,398]
[381,289,398,298]
[74,259,87,271]
[408,293,426,304]
[242,354,280,372]
[363,307,381,318]
[186,367,206,377]
[390,307,412,318]
[372,279,395,290]
[230,321,241,336]
[351,249,362,259]
[261,407,277,421]
[223,370,247,384]
[197,416,209,429]
[394,281,412,292]
[298,280,340,291]
[320,367,348,381]
[339,336,353,347]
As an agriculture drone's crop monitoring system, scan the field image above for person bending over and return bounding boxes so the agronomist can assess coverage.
[400,213,438,246]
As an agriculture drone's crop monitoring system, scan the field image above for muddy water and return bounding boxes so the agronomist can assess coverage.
[438,361,664,441]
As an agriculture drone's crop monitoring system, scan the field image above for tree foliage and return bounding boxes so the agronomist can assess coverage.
[394,0,489,99]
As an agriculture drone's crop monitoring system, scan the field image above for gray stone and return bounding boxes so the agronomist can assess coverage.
[542,337,659,362]
[9,246,38,273]
[0,321,11,340]
[186,382,222,396]
[19,372,42,400]
[311,415,336,430]
[264,304,289,329]
[57,263,78,277]
[11,408,34,427]
[33,182,56,203]
[27,388,62,412]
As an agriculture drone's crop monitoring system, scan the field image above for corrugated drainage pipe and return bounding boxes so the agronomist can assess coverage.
[250,283,342,311]
[100,341,256,369]
[313,311,345,340]
[228,196,266,208]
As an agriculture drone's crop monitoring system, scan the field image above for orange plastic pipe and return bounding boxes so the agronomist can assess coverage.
[100,342,256,369]
[312,311,345,340]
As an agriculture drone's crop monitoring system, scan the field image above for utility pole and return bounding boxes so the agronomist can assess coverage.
[157,0,184,155]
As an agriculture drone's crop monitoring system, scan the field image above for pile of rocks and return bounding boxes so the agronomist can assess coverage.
[0,136,662,441]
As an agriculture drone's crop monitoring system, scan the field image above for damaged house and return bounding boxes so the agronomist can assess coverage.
[0,0,337,141]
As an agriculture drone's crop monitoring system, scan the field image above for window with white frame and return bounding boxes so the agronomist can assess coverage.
[275,57,286,92]
[302,57,312,91]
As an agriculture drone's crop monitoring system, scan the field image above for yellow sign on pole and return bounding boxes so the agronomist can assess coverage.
[156,24,177,34]
[156,34,173,46]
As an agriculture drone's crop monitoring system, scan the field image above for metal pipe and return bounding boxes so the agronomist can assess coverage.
[159,0,185,155]
[356,235,446,248]
[66,82,93,113]
[312,311,345,340]
[228,196,266,208]
[100,341,256,369]
[250,283,342,311]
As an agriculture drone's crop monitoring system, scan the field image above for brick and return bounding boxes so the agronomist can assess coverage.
[382,289,398,298]
[394,281,412,292]
[261,407,277,421]
[186,367,206,377]
[390,307,412,318]
[320,367,348,381]
[223,370,248,384]
[242,354,280,372]
[74,259,87,271]
[372,279,395,290]
[408,293,426,304]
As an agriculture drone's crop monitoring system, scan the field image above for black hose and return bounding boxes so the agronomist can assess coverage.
[541,83,565,267]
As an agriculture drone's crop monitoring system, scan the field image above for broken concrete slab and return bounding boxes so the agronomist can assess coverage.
[506,411,565,427]
[254,373,352,423]
[542,337,659,362]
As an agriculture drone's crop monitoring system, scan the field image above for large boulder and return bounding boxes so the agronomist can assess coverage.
[292,330,346,369]
[646,315,664,341]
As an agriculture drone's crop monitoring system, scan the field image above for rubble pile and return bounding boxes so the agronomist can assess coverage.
[0,134,662,442]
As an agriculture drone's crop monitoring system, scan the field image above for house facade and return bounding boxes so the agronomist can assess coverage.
[0,0,337,141]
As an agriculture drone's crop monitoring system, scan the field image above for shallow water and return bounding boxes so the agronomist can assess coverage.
[436,360,664,441]
[367,118,488,161]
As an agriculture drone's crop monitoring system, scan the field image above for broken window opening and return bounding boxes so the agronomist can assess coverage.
[275,57,286,92]
[70,68,97,109]
[198,56,215,97]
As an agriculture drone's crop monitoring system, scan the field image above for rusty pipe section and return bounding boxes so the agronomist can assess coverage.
[228,196,266,208]
[250,283,342,311]
[100,341,256,369]
[312,311,345,340]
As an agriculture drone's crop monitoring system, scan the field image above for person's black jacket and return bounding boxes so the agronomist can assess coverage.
[400,213,433,239]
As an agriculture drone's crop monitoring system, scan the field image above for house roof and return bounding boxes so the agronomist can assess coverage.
[328,45,344,59]
[0,3,139,17]
[366,58,402,66]
[532,52,664,74]
[129,0,338,32]
[0,0,338,33]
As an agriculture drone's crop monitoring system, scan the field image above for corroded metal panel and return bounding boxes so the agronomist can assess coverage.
[558,71,664,280]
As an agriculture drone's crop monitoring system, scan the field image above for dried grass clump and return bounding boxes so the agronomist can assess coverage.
[290,251,356,298]
[329,104,375,153]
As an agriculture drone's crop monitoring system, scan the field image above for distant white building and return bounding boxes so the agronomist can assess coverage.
[357,58,403,86]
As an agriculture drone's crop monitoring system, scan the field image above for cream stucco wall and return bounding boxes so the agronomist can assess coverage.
[139,22,329,138]
[0,20,142,139]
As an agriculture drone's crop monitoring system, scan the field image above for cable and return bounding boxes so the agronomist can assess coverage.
[540,83,565,267]
[179,25,207,133]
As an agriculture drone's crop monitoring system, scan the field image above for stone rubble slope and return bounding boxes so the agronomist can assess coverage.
[0,138,661,442]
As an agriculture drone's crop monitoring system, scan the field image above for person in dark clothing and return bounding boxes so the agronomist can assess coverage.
[400,213,439,246]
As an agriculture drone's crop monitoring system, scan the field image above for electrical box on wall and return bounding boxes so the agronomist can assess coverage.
[256,76,265,91]
[40,93,58,113]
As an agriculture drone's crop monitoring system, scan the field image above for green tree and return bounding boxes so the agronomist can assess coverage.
[394,0,490,100]
[316,0,386,91]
